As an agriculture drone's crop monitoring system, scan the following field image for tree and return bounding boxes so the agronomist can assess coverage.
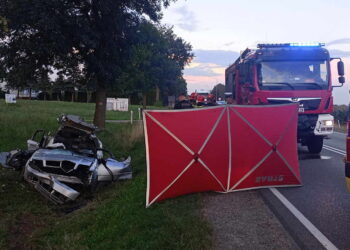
[115,21,192,106]
[0,0,175,128]
[333,105,348,124]
[211,83,225,100]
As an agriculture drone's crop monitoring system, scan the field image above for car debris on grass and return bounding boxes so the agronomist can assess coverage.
[0,114,132,204]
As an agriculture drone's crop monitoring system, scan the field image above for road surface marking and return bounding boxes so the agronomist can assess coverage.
[332,131,346,135]
[323,145,345,153]
[323,145,346,156]
[269,188,338,250]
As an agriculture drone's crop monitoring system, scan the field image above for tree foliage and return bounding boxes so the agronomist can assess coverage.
[333,105,348,124]
[0,0,181,127]
[211,83,225,99]
[116,21,192,102]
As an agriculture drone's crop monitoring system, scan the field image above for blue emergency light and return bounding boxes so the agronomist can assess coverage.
[258,43,325,48]
[290,42,325,47]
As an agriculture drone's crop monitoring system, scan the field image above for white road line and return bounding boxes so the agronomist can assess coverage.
[323,148,345,156]
[323,145,346,156]
[268,142,344,248]
[323,148,345,155]
[269,188,338,250]
[323,145,345,153]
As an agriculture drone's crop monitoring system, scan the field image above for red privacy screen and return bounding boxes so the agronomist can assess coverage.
[143,104,301,207]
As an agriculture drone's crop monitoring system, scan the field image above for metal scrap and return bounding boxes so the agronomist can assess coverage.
[0,115,132,204]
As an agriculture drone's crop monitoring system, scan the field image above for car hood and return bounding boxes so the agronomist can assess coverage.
[31,148,96,167]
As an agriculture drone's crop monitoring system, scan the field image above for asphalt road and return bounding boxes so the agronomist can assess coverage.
[262,132,350,249]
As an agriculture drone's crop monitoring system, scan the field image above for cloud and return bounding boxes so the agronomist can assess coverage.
[184,49,240,92]
[184,63,225,92]
[184,63,224,77]
[327,38,350,46]
[223,41,235,47]
[184,49,239,79]
[185,75,221,84]
[174,6,198,32]
[192,49,240,67]
[184,75,224,93]
[329,49,350,58]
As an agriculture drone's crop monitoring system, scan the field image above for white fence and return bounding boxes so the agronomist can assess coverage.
[106,98,129,111]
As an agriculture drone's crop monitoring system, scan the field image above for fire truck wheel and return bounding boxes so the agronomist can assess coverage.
[307,136,323,154]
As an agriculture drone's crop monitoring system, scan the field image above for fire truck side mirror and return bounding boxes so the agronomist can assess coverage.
[339,76,345,84]
[337,61,345,76]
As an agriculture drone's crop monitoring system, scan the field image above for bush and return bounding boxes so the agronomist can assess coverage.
[0,90,5,99]
[332,104,348,124]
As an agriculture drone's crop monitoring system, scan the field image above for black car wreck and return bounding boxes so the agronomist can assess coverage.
[0,115,132,204]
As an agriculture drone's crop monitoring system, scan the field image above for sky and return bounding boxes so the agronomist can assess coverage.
[161,0,350,104]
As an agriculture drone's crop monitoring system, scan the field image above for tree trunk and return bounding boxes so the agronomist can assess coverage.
[29,88,32,100]
[142,93,147,109]
[71,92,74,102]
[93,87,106,129]
[155,85,160,103]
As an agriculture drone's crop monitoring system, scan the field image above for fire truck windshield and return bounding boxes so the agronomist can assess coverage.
[258,60,328,90]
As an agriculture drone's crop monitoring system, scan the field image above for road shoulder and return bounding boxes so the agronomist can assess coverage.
[201,190,299,250]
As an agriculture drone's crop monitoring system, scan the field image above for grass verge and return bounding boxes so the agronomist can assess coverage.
[0,100,211,250]
[333,124,347,133]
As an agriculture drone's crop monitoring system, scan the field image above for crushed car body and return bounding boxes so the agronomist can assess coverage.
[0,115,132,204]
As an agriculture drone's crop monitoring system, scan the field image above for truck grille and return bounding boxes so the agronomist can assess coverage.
[267,98,321,111]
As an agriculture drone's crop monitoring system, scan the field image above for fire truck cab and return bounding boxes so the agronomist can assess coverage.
[190,90,216,106]
[346,108,350,191]
[225,43,345,154]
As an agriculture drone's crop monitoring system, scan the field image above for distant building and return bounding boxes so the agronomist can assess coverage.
[0,82,7,92]
[0,82,40,98]
[10,89,41,99]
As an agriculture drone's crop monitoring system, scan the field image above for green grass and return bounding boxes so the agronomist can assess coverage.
[0,100,211,250]
[0,99,162,151]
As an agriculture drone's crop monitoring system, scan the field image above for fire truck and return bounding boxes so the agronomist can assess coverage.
[346,107,350,191]
[189,90,216,106]
[225,43,345,154]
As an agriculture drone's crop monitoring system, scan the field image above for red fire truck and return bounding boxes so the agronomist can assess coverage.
[225,43,345,154]
[346,107,350,191]
[189,90,216,106]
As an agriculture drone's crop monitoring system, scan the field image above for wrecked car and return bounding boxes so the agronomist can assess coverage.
[0,115,132,204]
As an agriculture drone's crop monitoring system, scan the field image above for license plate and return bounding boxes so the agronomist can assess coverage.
[298,107,305,113]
